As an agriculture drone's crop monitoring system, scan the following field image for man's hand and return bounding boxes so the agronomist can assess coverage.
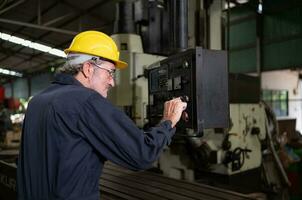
[162,97,187,128]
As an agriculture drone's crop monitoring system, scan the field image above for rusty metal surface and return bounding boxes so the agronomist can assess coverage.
[100,163,257,200]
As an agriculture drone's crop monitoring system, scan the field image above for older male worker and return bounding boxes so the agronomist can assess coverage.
[17,31,187,200]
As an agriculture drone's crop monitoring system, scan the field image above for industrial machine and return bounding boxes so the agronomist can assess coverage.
[147,47,289,198]
[155,104,267,178]
[110,33,165,127]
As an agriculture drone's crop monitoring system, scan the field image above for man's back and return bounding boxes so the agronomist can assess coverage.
[17,75,104,200]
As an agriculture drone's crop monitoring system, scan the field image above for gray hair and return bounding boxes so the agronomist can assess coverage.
[57,61,83,75]
[57,53,115,75]
[57,53,99,75]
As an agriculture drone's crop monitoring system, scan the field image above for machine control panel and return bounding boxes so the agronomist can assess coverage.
[148,47,229,135]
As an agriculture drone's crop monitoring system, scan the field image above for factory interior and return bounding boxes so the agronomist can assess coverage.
[0,0,302,199]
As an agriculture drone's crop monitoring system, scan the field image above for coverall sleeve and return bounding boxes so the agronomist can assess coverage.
[78,93,175,171]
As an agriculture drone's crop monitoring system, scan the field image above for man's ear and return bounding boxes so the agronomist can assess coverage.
[82,62,93,78]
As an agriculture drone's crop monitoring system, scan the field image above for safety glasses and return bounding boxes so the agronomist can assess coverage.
[91,62,116,79]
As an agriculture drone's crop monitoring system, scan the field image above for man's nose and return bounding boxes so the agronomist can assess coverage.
[109,77,115,87]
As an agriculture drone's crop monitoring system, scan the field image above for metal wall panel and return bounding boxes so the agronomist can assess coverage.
[226,0,302,73]
[13,78,28,99]
[230,48,256,73]
[3,83,12,98]
[263,7,302,70]
[226,5,257,73]
[30,73,53,96]
[264,38,302,70]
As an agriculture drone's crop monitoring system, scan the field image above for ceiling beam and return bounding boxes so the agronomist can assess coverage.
[0,18,77,35]
[0,1,114,69]
[0,0,26,16]
[1,0,114,70]
[60,0,114,24]
[43,13,74,26]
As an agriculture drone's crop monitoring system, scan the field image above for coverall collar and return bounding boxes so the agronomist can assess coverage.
[53,73,83,87]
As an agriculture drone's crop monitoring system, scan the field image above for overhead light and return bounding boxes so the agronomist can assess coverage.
[224,2,236,9]
[0,32,66,58]
[257,0,263,14]
[0,67,23,77]
[237,0,249,4]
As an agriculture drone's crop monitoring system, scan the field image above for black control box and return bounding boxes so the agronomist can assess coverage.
[148,47,229,134]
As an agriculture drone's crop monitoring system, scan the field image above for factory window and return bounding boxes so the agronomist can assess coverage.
[262,90,288,117]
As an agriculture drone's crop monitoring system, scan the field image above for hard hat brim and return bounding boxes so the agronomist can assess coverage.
[64,49,128,69]
[114,60,128,69]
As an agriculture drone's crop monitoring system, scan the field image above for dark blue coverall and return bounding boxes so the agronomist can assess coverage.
[17,73,175,200]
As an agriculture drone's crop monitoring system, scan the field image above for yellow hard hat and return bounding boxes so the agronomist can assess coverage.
[64,31,127,69]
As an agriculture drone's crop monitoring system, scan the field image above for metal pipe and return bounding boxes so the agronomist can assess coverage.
[227,0,230,72]
[264,102,291,187]
[169,0,188,52]
[0,18,77,35]
[37,0,41,25]
[256,12,262,94]
[195,0,201,46]
[113,1,135,34]
[176,0,188,51]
